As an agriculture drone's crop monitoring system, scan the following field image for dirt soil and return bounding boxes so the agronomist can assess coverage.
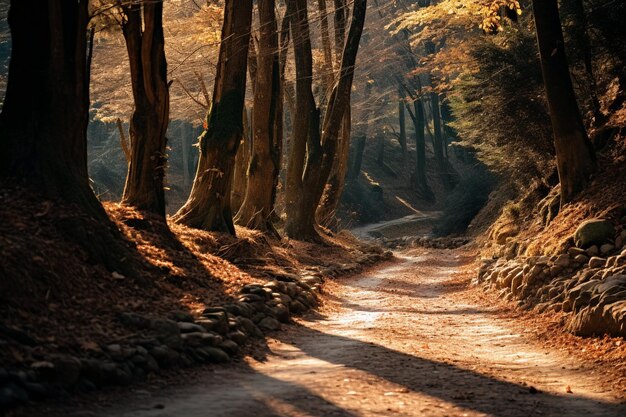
[0,184,379,370]
[26,248,626,417]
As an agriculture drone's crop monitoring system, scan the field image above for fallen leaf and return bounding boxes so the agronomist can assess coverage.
[566,385,573,394]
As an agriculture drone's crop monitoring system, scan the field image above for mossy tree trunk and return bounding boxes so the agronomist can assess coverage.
[532,0,596,205]
[173,0,253,234]
[120,1,170,217]
[235,0,282,236]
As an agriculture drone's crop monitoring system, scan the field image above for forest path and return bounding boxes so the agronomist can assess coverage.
[87,249,624,417]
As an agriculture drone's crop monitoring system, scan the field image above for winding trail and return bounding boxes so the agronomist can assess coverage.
[84,249,624,416]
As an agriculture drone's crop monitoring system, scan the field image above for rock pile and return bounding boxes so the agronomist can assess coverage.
[0,249,390,413]
[375,235,470,250]
[477,218,626,338]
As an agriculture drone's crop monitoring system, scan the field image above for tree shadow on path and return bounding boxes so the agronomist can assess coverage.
[273,325,625,417]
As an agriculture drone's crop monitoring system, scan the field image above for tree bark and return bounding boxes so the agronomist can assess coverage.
[173,0,253,234]
[231,107,250,213]
[285,0,367,240]
[431,92,445,168]
[398,97,407,159]
[284,0,318,240]
[532,0,595,205]
[0,1,135,275]
[414,99,427,189]
[120,1,170,217]
[0,1,100,216]
[236,0,282,236]
[348,135,366,179]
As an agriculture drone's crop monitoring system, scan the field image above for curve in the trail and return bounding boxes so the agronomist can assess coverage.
[82,250,625,417]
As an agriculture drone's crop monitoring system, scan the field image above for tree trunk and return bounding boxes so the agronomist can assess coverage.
[398,98,407,159]
[173,0,253,234]
[348,135,366,179]
[568,0,603,125]
[431,92,444,168]
[231,108,250,213]
[532,0,595,205]
[318,105,351,229]
[120,2,170,217]
[414,99,427,189]
[0,1,99,216]
[0,1,135,275]
[236,0,282,236]
[318,0,335,103]
[181,123,191,187]
[333,0,347,67]
[285,0,367,240]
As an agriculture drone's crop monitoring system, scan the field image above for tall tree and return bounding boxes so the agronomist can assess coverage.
[316,0,359,229]
[284,0,318,239]
[0,1,101,216]
[236,0,282,236]
[532,0,595,205]
[120,1,170,217]
[0,1,134,274]
[285,0,367,239]
[173,0,254,234]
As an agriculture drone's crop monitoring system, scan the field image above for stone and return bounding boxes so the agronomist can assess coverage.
[271,304,290,323]
[574,219,615,248]
[130,352,159,373]
[149,346,179,369]
[196,347,230,363]
[554,254,570,267]
[289,300,307,314]
[235,317,263,338]
[238,293,265,303]
[600,243,615,256]
[196,318,228,335]
[169,311,195,323]
[227,330,247,345]
[585,245,599,257]
[568,247,586,256]
[118,312,151,329]
[218,340,239,355]
[0,383,28,410]
[588,257,606,268]
[54,356,82,386]
[573,254,589,264]
[181,332,222,348]
[177,322,206,334]
[258,317,281,331]
[616,236,624,249]
[595,274,626,294]
[151,319,182,350]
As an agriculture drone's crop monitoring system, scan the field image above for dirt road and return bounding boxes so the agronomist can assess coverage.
[70,249,625,416]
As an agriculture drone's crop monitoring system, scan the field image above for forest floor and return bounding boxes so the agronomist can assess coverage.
[21,247,626,417]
